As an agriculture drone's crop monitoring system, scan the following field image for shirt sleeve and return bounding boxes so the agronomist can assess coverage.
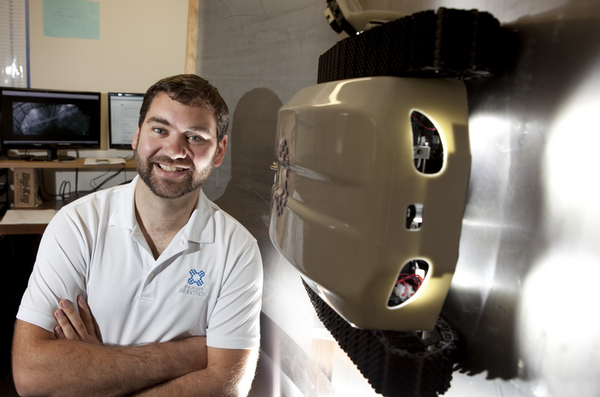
[16,208,89,332]
[206,239,264,350]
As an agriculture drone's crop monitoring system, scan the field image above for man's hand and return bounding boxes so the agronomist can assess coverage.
[54,295,102,344]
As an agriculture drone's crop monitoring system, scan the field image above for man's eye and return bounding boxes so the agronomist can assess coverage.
[189,135,206,143]
[153,127,166,134]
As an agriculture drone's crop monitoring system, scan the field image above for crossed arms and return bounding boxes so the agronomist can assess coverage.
[12,296,258,397]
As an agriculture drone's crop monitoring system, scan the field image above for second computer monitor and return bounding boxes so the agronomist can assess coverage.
[108,92,144,149]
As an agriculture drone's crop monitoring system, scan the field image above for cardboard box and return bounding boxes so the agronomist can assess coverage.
[14,168,42,208]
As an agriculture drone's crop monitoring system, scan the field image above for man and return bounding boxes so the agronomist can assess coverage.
[11,74,263,397]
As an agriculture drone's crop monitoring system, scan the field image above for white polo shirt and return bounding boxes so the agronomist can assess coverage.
[17,177,263,349]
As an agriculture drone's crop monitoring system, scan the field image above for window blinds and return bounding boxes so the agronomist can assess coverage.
[0,0,28,87]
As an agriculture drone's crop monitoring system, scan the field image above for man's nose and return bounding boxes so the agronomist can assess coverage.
[164,135,187,159]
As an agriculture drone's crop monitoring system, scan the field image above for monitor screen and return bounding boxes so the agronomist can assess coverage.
[108,92,144,149]
[0,87,101,161]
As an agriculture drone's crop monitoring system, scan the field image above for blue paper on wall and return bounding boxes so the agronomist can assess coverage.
[43,0,100,40]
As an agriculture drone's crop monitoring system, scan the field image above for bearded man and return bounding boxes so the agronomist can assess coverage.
[12,74,263,397]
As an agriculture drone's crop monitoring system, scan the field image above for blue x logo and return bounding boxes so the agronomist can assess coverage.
[188,269,205,286]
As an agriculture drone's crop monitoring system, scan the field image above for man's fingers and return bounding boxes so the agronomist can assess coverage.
[54,325,65,339]
[77,295,102,343]
[54,297,102,344]
[77,296,95,334]
[54,308,78,340]
[58,299,87,339]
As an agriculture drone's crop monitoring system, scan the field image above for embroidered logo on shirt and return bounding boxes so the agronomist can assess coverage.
[188,269,205,286]
[180,269,207,298]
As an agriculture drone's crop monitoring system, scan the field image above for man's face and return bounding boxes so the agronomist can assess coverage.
[132,92,227,199]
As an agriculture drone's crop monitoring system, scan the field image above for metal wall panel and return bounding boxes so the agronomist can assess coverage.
[197,1,600,396]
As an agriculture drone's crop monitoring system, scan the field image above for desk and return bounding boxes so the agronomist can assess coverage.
[0,202,61,235]
[0,158,136,170]
[0,158,136,235]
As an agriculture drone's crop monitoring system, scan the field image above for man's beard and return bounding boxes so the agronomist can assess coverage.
[134,150,215,199]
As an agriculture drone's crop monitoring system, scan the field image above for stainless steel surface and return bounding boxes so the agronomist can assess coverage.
[445,6,600,395]
[197,1,600,396]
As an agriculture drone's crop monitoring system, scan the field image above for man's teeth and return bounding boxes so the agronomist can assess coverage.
[158,164,186,172]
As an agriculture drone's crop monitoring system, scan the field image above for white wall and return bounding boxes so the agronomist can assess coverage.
[26,0,189,194]
[29,0,188,93]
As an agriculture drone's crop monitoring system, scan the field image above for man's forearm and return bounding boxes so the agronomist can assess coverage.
[130,347,259,397]
[12,320,207,397]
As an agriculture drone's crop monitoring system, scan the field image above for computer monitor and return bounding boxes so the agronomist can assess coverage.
[0,87,101,161]
[108,92,144,149]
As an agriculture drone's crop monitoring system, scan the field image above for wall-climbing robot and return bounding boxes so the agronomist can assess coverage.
[270,2,503,396]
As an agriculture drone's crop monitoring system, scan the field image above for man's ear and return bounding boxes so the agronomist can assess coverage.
[213,135,228,167]
[131,127,140,150]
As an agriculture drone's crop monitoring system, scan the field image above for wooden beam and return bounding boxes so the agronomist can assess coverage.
[185,0,200,74]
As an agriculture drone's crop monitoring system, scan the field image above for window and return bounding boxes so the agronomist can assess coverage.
[0,0,28,88]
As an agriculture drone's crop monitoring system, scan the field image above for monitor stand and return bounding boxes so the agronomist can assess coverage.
[31,149,75,162]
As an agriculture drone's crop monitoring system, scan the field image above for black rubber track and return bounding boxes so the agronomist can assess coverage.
[303,280,458,397]
[318,7,502,83]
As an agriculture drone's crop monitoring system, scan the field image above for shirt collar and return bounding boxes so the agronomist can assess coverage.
[185,190,215,244]
[110,176,138,230]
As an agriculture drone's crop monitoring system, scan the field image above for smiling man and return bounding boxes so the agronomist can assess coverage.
[11,75,263,397]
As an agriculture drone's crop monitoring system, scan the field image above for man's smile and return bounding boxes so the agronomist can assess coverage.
[156,163,190,173]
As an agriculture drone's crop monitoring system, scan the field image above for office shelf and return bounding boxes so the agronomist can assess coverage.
[0,158,136,235]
